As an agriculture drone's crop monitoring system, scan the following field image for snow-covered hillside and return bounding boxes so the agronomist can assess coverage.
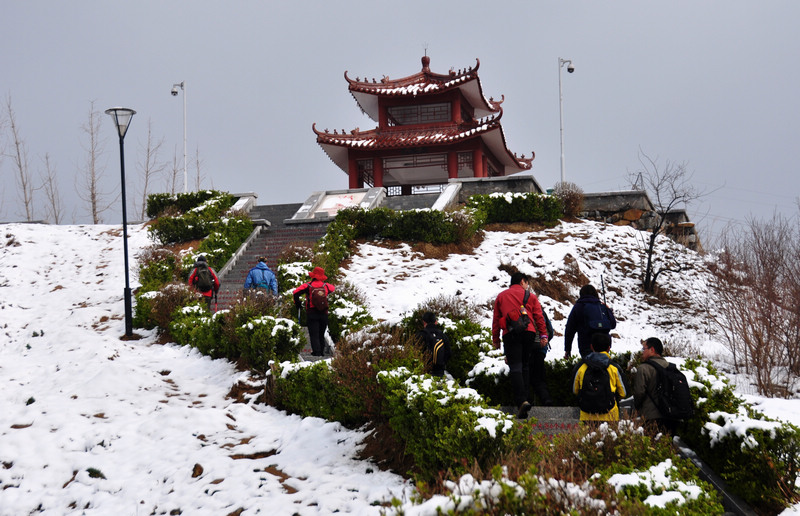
[1,219,798,514]
[342,220,720,362]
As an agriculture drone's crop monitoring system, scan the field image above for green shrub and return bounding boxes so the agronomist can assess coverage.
[466,192,562,224]
[677,358,800,512]
[147,191,245,246]
[272,360,361,423]
[146,190,235,219]
[311,206,484,280]
[378,366,522,481]
[185,214,254,270]
[327,281,375,343]
[133,282,199,331]
[136,247,181,293]
[399,296,489,381]
[234,315,303,369]
[466,347,513,406]
[168,297,303,370]
[273,327,423,428]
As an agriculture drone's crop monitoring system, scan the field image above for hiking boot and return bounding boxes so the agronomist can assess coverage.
[516,401,532,419]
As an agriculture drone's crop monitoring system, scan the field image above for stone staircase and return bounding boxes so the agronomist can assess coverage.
[215,203,330,310]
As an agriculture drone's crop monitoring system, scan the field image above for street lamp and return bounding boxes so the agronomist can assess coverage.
[558,57,574,183]
[171,81,187,193]
[105,107,136,338]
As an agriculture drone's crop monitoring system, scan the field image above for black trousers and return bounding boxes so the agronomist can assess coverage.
[530,347,553,405]
[503,331,534,407]
[306,309,329,356]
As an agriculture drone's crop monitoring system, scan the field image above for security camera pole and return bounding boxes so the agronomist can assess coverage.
[172,81,187,193]
[558,58,574,183]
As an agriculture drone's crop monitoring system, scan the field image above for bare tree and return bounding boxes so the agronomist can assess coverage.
[711,213,800,396]
[136,118,166,220]
[4,95,36,221]
[193,145,206,191]
[76,101,114,224]
[628,150,708,293]
[168,147,181,194]
[40,153,63,224]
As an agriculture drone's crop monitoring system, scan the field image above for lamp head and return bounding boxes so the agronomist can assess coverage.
[104,107,136,139]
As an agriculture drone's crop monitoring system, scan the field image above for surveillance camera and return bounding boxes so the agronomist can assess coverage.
[567,65,575,73]
[171,87,179,96]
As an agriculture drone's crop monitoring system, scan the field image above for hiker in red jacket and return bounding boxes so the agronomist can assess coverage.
[492,272,548,419]
[188,255,220,311]
[293,267,336,357]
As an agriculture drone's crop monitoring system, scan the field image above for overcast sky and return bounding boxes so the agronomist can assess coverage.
[2,1,799,243]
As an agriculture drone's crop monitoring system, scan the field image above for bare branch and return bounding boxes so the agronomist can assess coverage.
[4,95,36,221]
[40,153,63,224]
[75,101,115,224]
[627,149,713,293]
[136,118,167,220]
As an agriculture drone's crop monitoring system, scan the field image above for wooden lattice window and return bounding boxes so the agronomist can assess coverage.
[387,102,451,126]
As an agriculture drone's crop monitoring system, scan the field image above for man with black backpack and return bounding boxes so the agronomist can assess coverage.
[293,267,335,357]
[188,255,220,311]
[572,332,629,422]
[634,337,694,434]
[416,312,452,377]
[564,284,616,359]
[492,272,549,419]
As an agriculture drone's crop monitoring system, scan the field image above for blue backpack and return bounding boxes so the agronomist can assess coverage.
[584,302,613,331]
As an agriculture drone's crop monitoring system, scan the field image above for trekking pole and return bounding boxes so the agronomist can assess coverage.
[601,274,607,305]
[214,290,218,313]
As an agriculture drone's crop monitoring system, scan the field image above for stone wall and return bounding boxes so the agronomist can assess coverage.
[580,191,701,251]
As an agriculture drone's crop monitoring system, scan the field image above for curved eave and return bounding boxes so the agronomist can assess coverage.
[345,60,499,122]
[313,122,532,175]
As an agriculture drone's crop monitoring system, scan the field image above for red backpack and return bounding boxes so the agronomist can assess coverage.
[309,283,329,312]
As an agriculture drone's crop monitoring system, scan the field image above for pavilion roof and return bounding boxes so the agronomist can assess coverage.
[313,110,533,176]
[345,56,503,121]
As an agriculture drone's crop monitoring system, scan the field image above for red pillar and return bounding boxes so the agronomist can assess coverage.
[447,151,458,179]
[373,157,384,188]
[473,148,483,178]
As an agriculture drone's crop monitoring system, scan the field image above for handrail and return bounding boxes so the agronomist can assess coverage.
[217,219,269,281]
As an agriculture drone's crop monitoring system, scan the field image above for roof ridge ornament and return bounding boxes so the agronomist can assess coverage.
[421,55,431,72]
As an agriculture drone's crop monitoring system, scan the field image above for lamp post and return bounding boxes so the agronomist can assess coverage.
[171,81,187,192]
[558,57,574,183]
[105,107,136,337]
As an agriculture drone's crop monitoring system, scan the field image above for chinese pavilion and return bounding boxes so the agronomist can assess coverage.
[313,56,534,195]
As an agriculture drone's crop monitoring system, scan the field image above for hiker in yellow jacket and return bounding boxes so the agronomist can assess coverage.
[572,332,629,422]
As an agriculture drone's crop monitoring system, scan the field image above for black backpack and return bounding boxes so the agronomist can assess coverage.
[421,327,451,367]
[645,360,695,421]
[194,266,213,293]
[584,302,613,331]
[309,283,329,312]
[542,309,554,341]
[578,360,617,414]
[506,291,531,334]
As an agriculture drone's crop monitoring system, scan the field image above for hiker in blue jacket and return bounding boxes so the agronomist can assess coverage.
[244,257,278,295]
[564,284,616,359]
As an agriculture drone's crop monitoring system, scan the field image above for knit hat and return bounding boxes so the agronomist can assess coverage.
[309,267,327,280]
[197,255,207,263]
